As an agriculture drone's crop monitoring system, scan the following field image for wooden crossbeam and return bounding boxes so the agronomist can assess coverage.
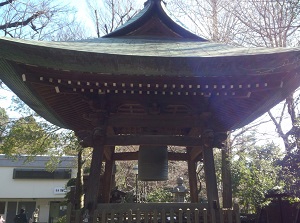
[189,146,204,161]
[104,135,201,146]
[112,151,189,161]
[187,127,204,161]
[107,114,210,128]
[103,146,114,161]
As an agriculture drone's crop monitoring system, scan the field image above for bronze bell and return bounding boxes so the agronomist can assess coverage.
[138,145,168,181]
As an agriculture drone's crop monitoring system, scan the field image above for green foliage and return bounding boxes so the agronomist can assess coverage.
[0,115,54,156]
[67,178,77,187]
[146,188,173,203]
[0,107,8,143]
[64,178,76,203]
[231,132,284,213]
[0,96,85,171]
[279,116,300,197]
[56,215,66,223]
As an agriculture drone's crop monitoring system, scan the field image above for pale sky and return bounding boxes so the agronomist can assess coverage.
[0,87,20,118]
[70,0,147,37]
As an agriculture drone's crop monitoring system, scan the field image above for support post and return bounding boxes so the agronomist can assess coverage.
[202,129,220,222]
[187,155,198,203]
[75,149,84,210]
[102,147,115,203]
[85,127,106,212]
[222,145,232,208]
[203,147,220,208]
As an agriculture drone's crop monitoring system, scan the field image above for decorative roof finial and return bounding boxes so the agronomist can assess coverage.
[144,0,166,7]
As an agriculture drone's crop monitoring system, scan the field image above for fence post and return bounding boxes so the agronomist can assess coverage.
[144,210,149,223]
[118,210,123,223]
[170,209,174,223]
[227,209,233,223]
[74,210,81,223]
[203,208,208,223]
[219,209,224,223]
[110,209,115,223]
[136,209,141,223]
[179,209,183,223]
[234,204,241,223]
[128,209,132,223]
[294,206,300,223]
[101,210,106,223]
[186,208,191,223]
[66,203,72,223]
[92,209,99,223]
[153,209,158,223]
[211,208,216,223]
[161,209,166,223]
[194,208,199,223]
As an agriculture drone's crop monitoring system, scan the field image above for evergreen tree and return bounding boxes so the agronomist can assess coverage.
[231,132,284,213]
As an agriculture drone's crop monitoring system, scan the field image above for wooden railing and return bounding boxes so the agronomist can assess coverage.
[67,203,241,223]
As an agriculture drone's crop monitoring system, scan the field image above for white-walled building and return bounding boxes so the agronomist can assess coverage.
[0,155,77,223]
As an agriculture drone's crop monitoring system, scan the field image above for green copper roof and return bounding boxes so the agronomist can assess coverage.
[103,0,205,40]
[2,36,299,57]
[0,0,300,133]
[1,37,300,78]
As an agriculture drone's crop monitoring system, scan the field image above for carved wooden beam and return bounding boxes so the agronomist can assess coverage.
[104,146,114,161]
[107,113,210,128]
[189,146,204,161]
[168,152,189,161]
[112,151,188,161]
[113,152,138,160]
[80,134,202,148]
[187,127,203,161]
[104,135,201,146]
[188,129,228,161]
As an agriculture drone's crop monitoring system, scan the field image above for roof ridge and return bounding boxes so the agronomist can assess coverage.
[103,0,206,40]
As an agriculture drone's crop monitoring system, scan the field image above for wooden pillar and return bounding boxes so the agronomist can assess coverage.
[187,157,198,203]
[102,147,115,203]
[203,147,219,208]
[85,128,105,211]
[74,149,83,209]
[202,129,220,218]
[203,146,220,223]
[222,148,232,208]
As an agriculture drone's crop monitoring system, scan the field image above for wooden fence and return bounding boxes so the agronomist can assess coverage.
[68,203,241,223]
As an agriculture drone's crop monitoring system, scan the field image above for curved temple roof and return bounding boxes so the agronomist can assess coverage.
[103,0,205,40]
[0,0,300,135]
[1,37,300,75]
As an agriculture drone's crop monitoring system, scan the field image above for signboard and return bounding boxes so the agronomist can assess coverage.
[54,187,67,195]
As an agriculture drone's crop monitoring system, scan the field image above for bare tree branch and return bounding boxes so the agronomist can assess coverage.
[0,0,14,7]
[86,0,139,37]
[0,11,44,30]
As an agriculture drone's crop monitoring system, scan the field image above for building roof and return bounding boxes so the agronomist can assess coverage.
[0,0,299,143]
[0,154,76,168]
[103,0,205,40]
[1,37,299,76]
